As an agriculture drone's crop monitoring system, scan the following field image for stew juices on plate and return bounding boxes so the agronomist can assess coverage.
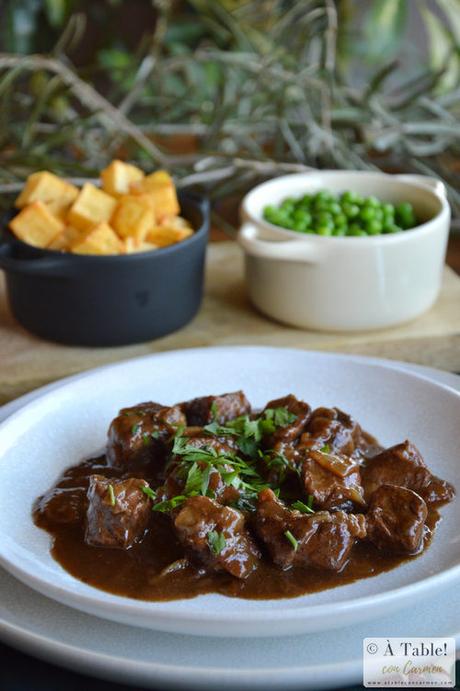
[34,391,455,601]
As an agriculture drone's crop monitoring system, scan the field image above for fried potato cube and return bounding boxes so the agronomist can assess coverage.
[130,170,179,219]
[67,183,117,232]
[100,160,145,198]
[48,225,82,251]
[111,195,156,242]
[9,201,65,248]
[44,196,75,221]
[145,223,193,248]
[123,237,158,254]
[15,172,78,210]
[71,223,123,255]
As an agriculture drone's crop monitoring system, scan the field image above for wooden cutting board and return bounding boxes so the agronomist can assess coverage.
[0,241,459,405]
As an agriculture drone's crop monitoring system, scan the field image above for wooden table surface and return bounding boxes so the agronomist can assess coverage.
[0,240,459,405]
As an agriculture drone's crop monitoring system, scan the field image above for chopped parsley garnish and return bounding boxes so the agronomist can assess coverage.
[131,423,140,436]
[291,497,315,514]
[150,406,299,515]
[208,530,226,555]
[210,401,219,420]
[320,443,331,453]
[143,430,161,446]
[169,433,271,510]
[259,449,291,482]
[203,406,297,457]
[284,530,298,551]
[107,484,116,506]
[141,485,157,502]
[153,495,187,512]
[265,406,297,428]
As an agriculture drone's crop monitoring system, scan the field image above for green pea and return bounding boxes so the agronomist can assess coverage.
[335,213,347,227]
[343,203,360,218]
[365,195,380,208]
[293,209,311,223]
[341,191,362,205]
[332,226,347,236]
[293,220,308,232]
[366,219,383,235]
[317,211,333,224]
[382,203,395,216]
[327,202,342,216]
[395,202,416,229]
[315,190,334,202]
[383,224,402,234]
[360,206,375,222]
[348,227,367,237]
[395,201,413,216]
[280,201,295,213]
[317,225,333,236]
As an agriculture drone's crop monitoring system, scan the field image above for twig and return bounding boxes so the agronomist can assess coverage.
[0,53,169,165]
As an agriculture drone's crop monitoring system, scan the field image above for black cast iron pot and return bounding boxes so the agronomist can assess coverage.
[0,192,209,347]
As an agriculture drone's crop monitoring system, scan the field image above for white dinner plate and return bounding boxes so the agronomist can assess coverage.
[0,347,458,638]
[0,357,459,691]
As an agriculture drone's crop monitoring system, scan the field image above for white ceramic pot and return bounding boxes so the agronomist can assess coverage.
[238,171,450,331]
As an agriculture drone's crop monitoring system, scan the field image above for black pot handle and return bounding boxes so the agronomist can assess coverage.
[0,242,76,278]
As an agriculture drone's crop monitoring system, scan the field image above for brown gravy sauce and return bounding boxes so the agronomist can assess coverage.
[33,453,440,602]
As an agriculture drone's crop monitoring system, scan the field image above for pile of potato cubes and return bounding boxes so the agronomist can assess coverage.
[9,161,193,255]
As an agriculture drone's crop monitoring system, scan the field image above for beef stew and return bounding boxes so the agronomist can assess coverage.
[33,391,455,601]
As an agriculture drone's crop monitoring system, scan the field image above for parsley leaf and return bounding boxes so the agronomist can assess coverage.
[141,485,157,502]
[184,461,205,496]
[107,484,116,506]
[284,530,299,551]
[271,407,297,427]
[208,530,226,555]
[152,496,187,513]
[291,498,315,514]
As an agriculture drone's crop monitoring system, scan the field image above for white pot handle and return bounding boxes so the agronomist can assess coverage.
[393,174,446,198]
[237,223,323,263]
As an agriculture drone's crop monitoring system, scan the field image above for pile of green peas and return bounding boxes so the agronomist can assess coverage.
[263,190,418,237]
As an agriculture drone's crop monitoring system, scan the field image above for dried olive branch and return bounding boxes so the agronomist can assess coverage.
[0,0,459,227]
[0,54,169,166]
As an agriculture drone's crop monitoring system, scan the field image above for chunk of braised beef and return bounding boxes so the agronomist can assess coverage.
[174,496,260,579]
[35,486,85,525]
[300,449,365,511]
[255,489,366,571]
[366,484,428,555]
[299,407,363,457]
[181,428,241,456]
[262,394,311,446]
[180,391,251,426]
[85,475,151,548]
[362,441,455,505]
[107,402,186,468]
